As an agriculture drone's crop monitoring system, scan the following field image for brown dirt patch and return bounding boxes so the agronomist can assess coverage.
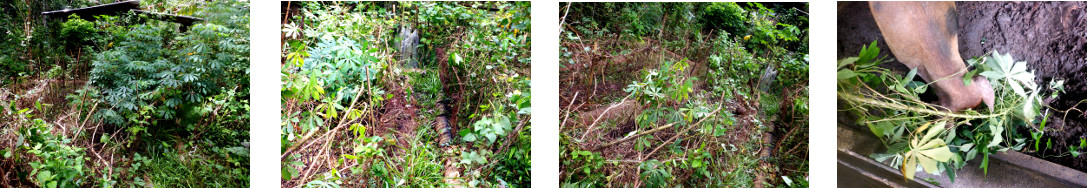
[373,75,420,155]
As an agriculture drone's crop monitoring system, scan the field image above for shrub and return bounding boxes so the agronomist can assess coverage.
[89,17,249,126]
[699,2,747,34]
[15,114,88,188]
[60,14,96,47]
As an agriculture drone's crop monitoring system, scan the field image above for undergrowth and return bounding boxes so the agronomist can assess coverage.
[560,2,808,187]
[281,2,530,187]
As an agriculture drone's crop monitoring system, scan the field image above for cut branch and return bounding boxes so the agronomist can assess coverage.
[596,122,676,150]
[838,92,1005,119]
[646,102,724,158]
[580,92,634,140]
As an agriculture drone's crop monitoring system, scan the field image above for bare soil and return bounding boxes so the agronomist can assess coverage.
[374,76,420,154]
[838,1,1087,172]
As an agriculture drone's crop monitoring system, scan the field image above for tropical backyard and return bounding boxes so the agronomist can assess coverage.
[0,0,250,187]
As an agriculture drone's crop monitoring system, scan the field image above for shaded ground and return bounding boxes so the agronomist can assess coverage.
[374,75,420,153]
[282,68,448,187]
[559,38,802,186]
[838,1,1087,172]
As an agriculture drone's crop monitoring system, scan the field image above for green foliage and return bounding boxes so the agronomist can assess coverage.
[0,56,27,85]
[126,145,249,187]
[3,1,250,187]
[463,115,511,145]
[561,2,807,186]
[60,14,96,47]
[0,103,85,188]
[283,2,530,187]
[706,34,750,97]
[740,3,806,54]
[89,2,249,128]
[303,36,384,103]
[626,59,693,106]
[16,114,88,188]
[0,0,105,85]
[559,140,606,186]
[699,3,747,34]
[639,160,672,188]
[782,175,808,188]
[283,154,305,181]
[977,51,1042,120]
[839,40,1059,181]
[459,90,531,185]
[900,122,955,180]
[281,4,390,141]
[281,39,386,144]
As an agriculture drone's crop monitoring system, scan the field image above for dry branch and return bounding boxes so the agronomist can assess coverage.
[559,91,578,130]
[596,122,676,149]
[579,92,634,140]
[646,102,724,158]
[282,85,367,159]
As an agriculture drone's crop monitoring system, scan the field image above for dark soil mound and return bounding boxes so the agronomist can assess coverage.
[838,1,1087,172]
[375,76,419,154]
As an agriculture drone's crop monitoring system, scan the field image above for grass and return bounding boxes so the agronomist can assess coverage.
[142,148,249,187]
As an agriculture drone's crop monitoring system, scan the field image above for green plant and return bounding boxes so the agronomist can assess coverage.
[639,160,672,188]
[562,145,605,185]
[463,115,511,145]
[89,1,249,127]
[283,154,305,181]
[281,2,531,186]
[741,3,801,55]
[1,1,250,187]
[18,118,88,188]
[626,59,693,106]
[60,14,97,47]
[781,175,808,188]
[282,34,388,143]
[839,41,1058,181]
[699,3,747,34]
[559,2,808,186]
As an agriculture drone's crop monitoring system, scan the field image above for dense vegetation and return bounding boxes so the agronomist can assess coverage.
[0,0,250,187]
[559,2,808,187]
[280,2,530,187]
[838,42,1067,182]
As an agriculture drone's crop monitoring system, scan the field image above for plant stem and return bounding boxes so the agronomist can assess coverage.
[838,92,1005,119]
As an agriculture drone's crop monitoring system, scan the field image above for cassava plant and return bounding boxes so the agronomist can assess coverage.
[838,40,1061,181]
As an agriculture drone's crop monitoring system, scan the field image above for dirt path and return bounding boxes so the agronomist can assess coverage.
[375,75,420,155]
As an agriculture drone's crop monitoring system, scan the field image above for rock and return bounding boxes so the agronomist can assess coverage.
[399,26,420,68]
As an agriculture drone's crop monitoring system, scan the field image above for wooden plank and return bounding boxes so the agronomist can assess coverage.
[40,0,141,18]
[130,10,203,32]
[130,10,202,26]
[41,0,204,32]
